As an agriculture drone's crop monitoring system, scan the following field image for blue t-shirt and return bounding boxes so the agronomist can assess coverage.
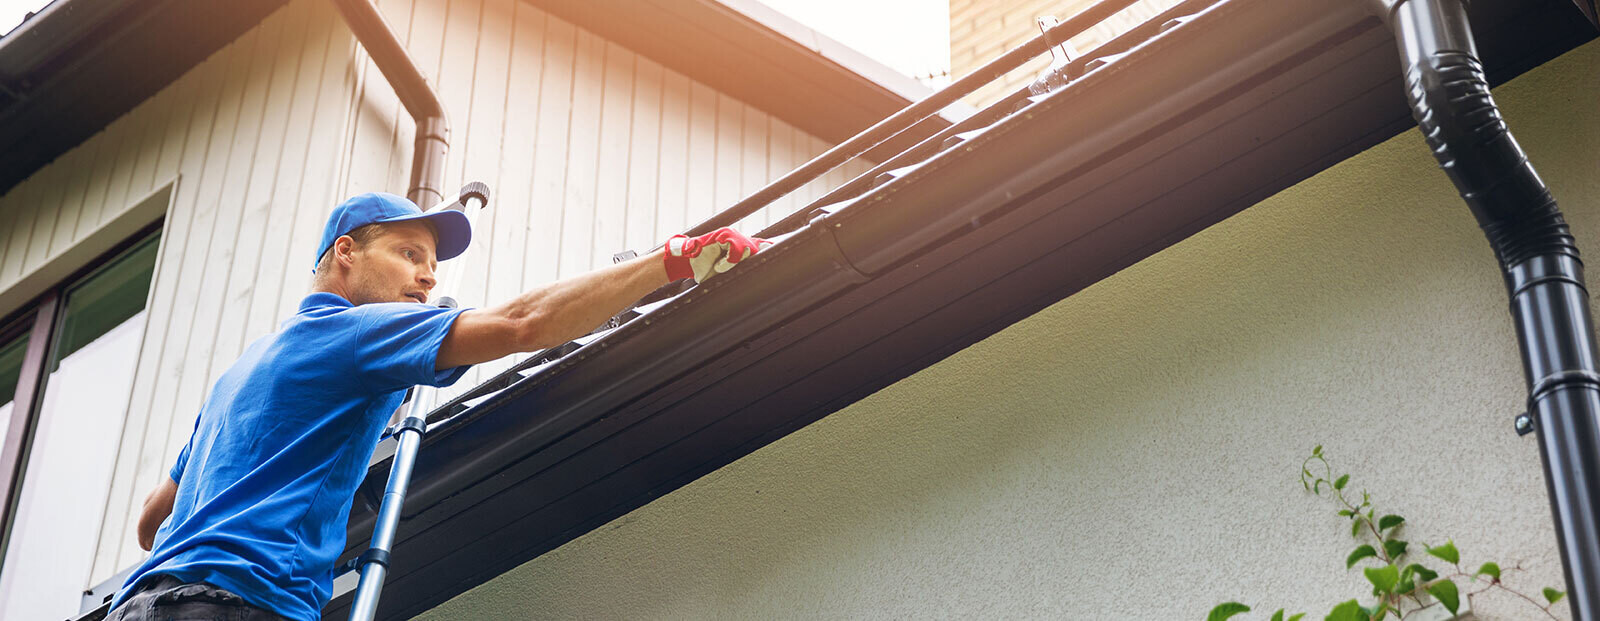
[110,292,471,620]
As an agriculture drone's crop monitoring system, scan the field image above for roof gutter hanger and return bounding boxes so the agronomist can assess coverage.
[328,0,449,206]
[1370,0,1600,612]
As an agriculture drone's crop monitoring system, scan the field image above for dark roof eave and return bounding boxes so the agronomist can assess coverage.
[0,0,957,198]
[0,0,289,195]
[324,0,1594,618]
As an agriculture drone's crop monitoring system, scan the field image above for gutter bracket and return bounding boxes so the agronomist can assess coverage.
[807,205,870,284]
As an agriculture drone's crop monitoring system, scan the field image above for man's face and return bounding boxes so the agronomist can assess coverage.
[344,221,439,305]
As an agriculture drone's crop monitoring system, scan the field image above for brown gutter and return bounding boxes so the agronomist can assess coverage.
[328,0,449,206]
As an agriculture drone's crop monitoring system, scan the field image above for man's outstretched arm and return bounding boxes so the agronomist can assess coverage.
[137,475,177,551]
[436,228,767,369]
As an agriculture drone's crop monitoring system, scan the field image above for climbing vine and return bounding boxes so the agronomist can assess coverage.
[1206,447,1567,621]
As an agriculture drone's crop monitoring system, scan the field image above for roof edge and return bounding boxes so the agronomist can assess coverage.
[712,0,971,122]
[520,0,963,153]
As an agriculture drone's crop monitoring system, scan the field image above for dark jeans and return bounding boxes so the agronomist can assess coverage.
[106,575,289,621]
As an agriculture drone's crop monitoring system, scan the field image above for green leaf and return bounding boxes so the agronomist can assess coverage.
[1428,579,1460,615]
[1365,564,1399,594]
[1352,518,1363,538]
[1335,474,1350,490]
[1476,562,1500,581]
[1347,545,1378,569]
[1325,599,1368,621]
[1289,615,1306,621]
[1383,539,1408,559]
[1208,602,1251,621]
[1338,509,1354,518]
[1406,563,1438,582]
[1426,540,1459,565]
[1396,577,1415,595]
[1365,603,1390,620]
[1544,587,1566,604]
[1271,610,1285,621]
[1314,445,1323,456]
[1378,515,1404,532]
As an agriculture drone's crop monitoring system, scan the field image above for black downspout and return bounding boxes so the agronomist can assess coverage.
[329,0,450,207]
[1370,0,1600,614]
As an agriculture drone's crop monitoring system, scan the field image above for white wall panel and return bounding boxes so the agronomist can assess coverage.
[0,0,874,593]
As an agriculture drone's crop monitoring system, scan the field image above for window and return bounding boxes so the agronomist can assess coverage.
[0,226,161,621]
[0,324,31,455]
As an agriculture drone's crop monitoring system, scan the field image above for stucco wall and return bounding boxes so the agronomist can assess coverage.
[417,38,1599,621]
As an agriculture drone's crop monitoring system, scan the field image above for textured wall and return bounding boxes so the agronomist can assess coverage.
[0,0,870,591]
[417,38,1599,621]
[950,0,1182,108]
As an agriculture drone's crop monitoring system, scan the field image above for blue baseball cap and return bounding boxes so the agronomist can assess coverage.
[314,192,471,270]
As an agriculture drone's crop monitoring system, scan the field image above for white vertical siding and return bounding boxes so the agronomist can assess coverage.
[0,0,873,591]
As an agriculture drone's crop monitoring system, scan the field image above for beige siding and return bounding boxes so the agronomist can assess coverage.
[950,0,1184,108]
[0,0,870,591]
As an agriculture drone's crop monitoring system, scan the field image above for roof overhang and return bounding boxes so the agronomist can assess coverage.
[320,0,1595,618]
[0,0,289,194]
[519,0,966,155]
[0,0,952,197]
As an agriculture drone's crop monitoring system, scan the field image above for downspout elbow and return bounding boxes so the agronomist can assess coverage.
[329,0,451,207]
[1372,0,1574,270]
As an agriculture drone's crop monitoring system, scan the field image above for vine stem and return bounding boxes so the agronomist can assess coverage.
[1306,453,1560,621]
[1440,570,1561,620]
[1290,451,1564,621]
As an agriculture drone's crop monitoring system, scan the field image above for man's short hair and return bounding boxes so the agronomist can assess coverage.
[313,221,443,275]
[313,223,386,274]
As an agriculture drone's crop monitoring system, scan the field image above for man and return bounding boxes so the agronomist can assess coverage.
[106,192,767,620]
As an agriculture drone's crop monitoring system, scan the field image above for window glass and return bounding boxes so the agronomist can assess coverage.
[0,231,159,621]
[0,332,30,448]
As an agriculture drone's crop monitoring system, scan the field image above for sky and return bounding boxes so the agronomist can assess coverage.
[0,0,44,36]
[754,0,952,86]
[0,0,952,85]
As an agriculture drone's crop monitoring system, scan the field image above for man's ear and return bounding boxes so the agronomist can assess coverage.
[334,234,358,268]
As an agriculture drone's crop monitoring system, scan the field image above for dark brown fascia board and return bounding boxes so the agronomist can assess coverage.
[0,0,287,195]
[519,0,967,160]
[0,0,121,80]
[323,1,1592,618]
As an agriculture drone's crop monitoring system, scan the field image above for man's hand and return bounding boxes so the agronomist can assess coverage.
[435,227,770,370]
[663,228,772,284]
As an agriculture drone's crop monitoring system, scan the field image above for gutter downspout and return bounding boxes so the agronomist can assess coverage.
[329,0,449,206]
[1371,0,1600,613]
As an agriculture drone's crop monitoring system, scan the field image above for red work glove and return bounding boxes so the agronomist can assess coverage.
[663,228,772,283]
